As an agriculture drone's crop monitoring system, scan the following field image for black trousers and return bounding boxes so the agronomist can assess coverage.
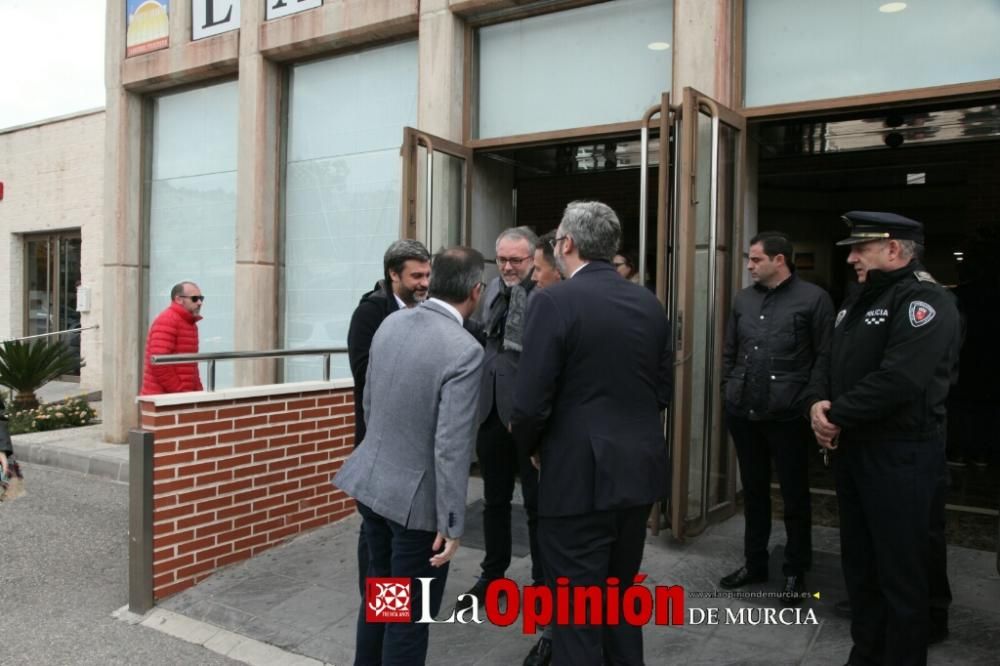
[476,406,542,583]
[538,505,650,666]
[727,414,812,576]
[835,436,942,666]
[928,442,951,627]
[355,502,448,666]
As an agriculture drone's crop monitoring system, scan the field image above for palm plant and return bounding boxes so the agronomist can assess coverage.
[0,339,82,410]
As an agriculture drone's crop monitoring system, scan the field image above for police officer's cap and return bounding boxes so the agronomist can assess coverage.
[836,211,924,246]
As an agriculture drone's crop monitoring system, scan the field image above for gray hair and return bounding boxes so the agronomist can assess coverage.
[896,239,922,261]
[495,226,538,252]
[558,201,621,262]
[429,247,485,303]
[383,239,431,284]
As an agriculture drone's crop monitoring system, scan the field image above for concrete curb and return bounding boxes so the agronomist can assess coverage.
[11,424,129,484]
[116,606,334,666]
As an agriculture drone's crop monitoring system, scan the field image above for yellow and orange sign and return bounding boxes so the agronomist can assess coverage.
[126,0,169,57]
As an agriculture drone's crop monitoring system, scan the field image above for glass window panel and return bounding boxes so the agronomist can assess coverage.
[415,148,465,253]
[26,239,52,337]
[745,0,1000,107]
[148,81,238,389]
[59,237,83,376]
[283,40,418,382]
[477,0,672,138]
[709,123,738,510]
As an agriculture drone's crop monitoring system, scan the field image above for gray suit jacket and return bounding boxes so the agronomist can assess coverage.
[333,300,484,538]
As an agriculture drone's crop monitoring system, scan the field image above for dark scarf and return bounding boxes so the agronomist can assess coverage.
[487,274,535,352]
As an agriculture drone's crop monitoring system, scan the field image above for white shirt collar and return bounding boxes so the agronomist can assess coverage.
[569,261,591,279]
[428,298,463,324]
[393,292,407,310]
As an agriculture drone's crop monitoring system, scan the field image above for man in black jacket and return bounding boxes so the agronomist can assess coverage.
[810,212,960,666]
[720,232,834,604]
[458,226,543,616]
[512,201,672,666]
[346,239,431,598]
[348,240,432,446]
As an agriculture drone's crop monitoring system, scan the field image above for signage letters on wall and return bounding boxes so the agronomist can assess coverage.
[128,0,324,51]
[192,0,240,40]
[266,0,323,21]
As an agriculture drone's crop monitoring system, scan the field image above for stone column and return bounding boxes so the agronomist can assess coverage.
[416,3,467,249]
[102,2,144,442]
[418,1,465,141]
[671,0,737,105]
[233,0,280,386]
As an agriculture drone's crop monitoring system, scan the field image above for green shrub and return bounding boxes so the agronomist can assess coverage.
[0,338,83,410]
[6,396,98,435]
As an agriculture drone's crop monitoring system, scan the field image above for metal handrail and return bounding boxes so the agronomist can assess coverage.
[2,325,99,343]
[151,347,348,392]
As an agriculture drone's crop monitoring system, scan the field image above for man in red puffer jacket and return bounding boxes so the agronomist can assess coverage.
[141,281,205,395]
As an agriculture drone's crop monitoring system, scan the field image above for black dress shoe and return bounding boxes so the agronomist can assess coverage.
[780,574,806,606]
[719,566,768,590]
[455,578,490,612]
[523,637,552,666]
[833,599,852,618]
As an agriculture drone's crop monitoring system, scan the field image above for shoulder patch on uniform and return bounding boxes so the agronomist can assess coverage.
[914,270,938,284]
[908,301,936,327]
[835,309,847,328]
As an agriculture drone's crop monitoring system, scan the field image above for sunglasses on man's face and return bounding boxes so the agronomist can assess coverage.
[180,295,205,303]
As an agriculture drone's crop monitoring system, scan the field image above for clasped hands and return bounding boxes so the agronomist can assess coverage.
[810,400,840,450]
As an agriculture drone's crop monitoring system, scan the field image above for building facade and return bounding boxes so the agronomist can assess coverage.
[103,0,1000,538]
[0,110,105,392]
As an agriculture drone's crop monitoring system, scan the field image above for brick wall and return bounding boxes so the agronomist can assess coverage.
[138,381,356,600]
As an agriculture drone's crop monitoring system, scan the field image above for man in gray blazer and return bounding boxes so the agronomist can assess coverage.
[333,247,486,666]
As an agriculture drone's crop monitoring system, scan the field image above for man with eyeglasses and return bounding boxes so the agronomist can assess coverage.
[457,226,545,622]
[141,281,204,395]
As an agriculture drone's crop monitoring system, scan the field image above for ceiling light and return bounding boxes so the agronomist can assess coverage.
[647,42,671,51]
[953,251,964,256]
[879,2,907,13]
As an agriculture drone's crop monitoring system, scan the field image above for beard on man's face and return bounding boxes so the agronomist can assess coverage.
[399,283,428,305]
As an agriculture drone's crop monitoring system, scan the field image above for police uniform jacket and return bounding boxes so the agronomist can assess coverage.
[722,273,834,421]
[821,261,960,442]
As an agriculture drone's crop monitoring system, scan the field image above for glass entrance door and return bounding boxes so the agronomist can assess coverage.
[24,233,82,377]
[401,127,473,249]
[669,88,746,539]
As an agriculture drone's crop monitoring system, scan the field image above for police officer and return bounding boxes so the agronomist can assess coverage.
[809,212,960,666]
[719,232,834,605]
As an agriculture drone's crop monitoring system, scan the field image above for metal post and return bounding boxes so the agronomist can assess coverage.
[128,429,154,614]
[322,354,331,381]
[207,360,216,392]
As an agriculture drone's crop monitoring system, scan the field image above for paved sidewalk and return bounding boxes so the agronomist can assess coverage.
[159,477,1000,666]
[10,421,1000,664]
